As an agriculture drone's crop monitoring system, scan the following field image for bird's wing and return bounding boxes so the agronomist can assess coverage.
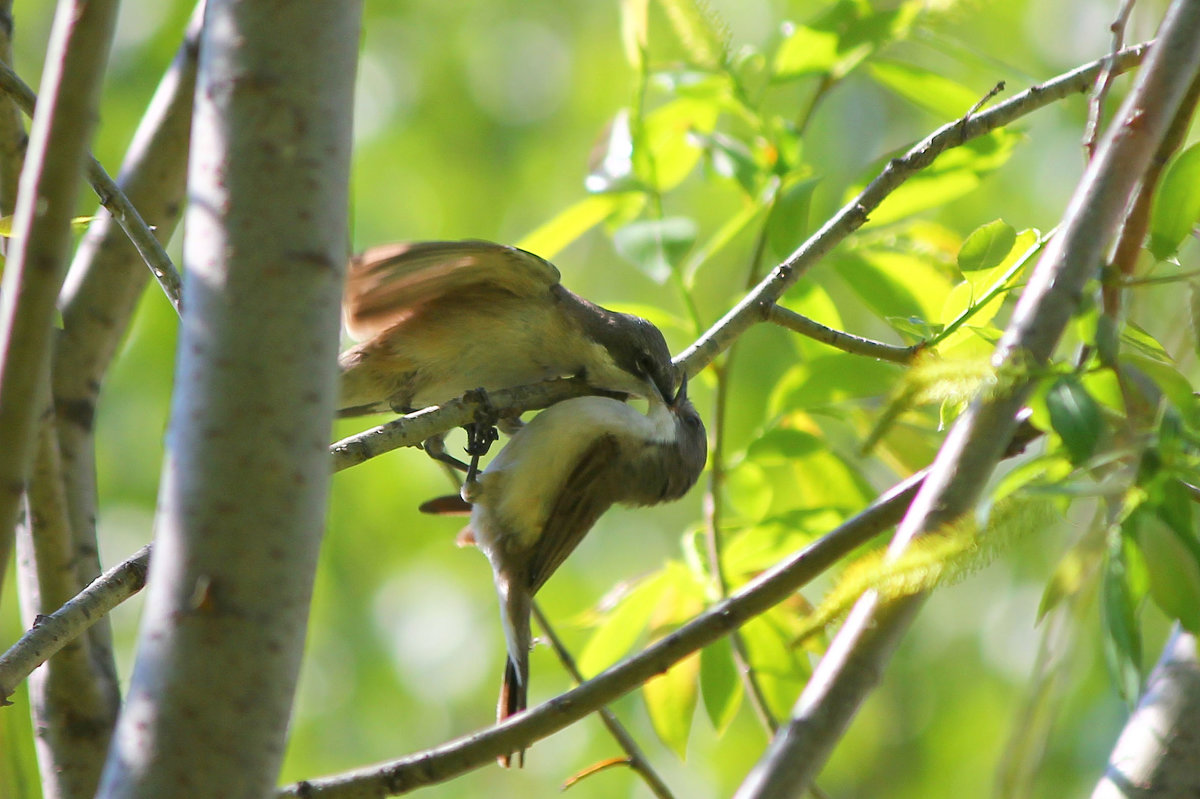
[524,434,623,594]
[343,240,561,341]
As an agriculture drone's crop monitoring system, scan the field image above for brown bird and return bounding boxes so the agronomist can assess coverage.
[423,379,707,766]
[338,240,677,416]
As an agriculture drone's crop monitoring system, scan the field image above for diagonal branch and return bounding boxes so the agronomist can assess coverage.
[676,42,1150,378]
[0,62,184,315]
[1091,626,1200,798]
[273,469,929,797]
[0,0,120,615]
[731,4,1200,797]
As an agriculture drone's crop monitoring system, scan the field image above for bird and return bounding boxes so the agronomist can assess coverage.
[337,239,677,417]
[422,378,707,766]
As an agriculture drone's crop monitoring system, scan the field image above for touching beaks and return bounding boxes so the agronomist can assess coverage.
[672,374,689,406]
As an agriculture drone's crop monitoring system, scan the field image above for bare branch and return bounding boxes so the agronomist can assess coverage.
[731,5,1200,797]
[0,0,23,220]
[0,547,150,703]
[1091,626,1200,798]
[0,0,119,632]
[767,306,920,364]
[0,62,184,315]
[1085,0,1138,161]
[676,42,1150,379]
[17,411,119,797]
[275,470,928,797]
[330,377,607,471]
[49,1,200,679]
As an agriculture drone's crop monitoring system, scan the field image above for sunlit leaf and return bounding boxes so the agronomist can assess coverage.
[578,572,668,676]
[699,637,742,732]
[620,0,650,68]
[957,219,1017,272]
[613,216,697,284]
[740,612,811,719]
[1102,528,1143,702]
[1148,141,1200,260]
[726,460,773,521]
[517,194,628,258]
[768,354,901,416]
[1136,513,1200,633]
[868,60,984,119]
[850,131,1019,227]
[766,176,820,261]
[690,129,760,193]
[772,24,841,78]
[644,651,699,759]
[658,0,730,69]
[639,97,721,191]
[835,249,953,325]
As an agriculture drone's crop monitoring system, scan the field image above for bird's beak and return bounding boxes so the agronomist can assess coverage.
[671,374,689,407]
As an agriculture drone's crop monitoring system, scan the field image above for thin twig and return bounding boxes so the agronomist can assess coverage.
[767,306,921,364]
[531,602,675,799]
[0,547,151,704]
[0,61,184,314]
[0,0,121,599]
[704,220,782,734]
[1084,0,1138,161]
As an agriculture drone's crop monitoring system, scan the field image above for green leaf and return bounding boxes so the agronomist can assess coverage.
[766,176,820,261]
[726,460,773,521]
[691,129,760,194]
[644,651,699,759]
[699,637,742,732]
[639,97,721,191]
[620,0,650,69]
[578,573,668,676]
[1102,528,1143,702]
[772,24,841,78]
[613,217,697,283]
[516,194,627,258]
[740,612,811,719]
[1136,513,1200,633]
[658,0,729,69]
[1148,141,1200,259]
[746,428,822,461]
[957,219,1017,272]
[868,61,985,119]
[768,354,902,415]
[835,249,953,324]
[1044,376,1102,465]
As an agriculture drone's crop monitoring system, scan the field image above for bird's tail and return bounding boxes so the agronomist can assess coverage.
[496,584,531,768]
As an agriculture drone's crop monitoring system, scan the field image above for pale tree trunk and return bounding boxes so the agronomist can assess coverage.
[1091,628,1200,799]
[0,1,120,797]
[95,2,361,798]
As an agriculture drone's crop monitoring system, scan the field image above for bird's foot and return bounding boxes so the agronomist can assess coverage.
[462,387,500,484]
[421,434,471,473]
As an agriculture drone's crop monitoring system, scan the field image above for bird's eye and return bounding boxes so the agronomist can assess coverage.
[635,353,654,375]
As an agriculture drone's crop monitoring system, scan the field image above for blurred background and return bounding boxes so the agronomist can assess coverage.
[0,1,1187,797]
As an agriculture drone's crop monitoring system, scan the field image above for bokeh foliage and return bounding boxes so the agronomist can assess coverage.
[3,0,1199,798]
